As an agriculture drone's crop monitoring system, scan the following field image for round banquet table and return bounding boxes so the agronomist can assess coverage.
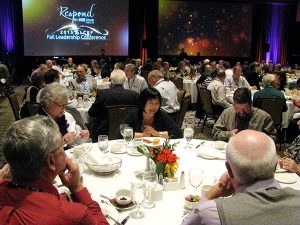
[65,138,300,225]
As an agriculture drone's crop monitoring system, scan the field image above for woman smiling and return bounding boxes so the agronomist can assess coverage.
[122,87,182,139]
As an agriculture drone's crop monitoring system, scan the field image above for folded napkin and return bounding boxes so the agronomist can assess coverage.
[197,146,225,160]
[85,150,119,165]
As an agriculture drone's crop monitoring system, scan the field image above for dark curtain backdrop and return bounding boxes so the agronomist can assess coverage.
[0,0,22,67]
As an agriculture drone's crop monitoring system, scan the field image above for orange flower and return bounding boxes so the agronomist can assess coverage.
[149,149,155,155]
[157,154,167,163]
[167,153,177,163]
[162,149,172,155]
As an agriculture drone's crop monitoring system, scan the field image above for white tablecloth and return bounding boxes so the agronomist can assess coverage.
[67,139,300,225]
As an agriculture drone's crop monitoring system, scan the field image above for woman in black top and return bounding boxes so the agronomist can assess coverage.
[122,88,183,139]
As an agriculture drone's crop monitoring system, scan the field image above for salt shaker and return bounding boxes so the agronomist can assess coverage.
[179,171,186,189]
[158,173,163,186]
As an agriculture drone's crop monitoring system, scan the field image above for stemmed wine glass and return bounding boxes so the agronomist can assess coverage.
[184,127,194,149]
[120,124,129,138]
[189,169,204,195]
[123,127,133,149]
[73,137,92,174]
[98,135,109,155]
[130,181,146,219]
[142,171,158,209]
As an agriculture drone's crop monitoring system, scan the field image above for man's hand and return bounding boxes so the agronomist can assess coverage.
[0,164,10,179]
[59,158,84,193]
[282,158,300,175]
[230,129,239,137]
[206,172,234,199]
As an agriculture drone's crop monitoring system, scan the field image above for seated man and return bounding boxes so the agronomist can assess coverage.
[253,73,287,112]
[0,116,108,225]
[69,65,96,93]
[148,70,180,121]
[207,70,232,114]
[196,64,212,86]
[224,65,251,89]
[62,57,76,71]
[88,69,139,141]
[182,130,300,225]
[123,63,148,93]
[213,87,276,141]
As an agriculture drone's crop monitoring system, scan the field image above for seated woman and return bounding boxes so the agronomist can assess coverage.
[39,82,89,147]
[20,72,45,118]
[122,87,183,139]
[279,120,300,176]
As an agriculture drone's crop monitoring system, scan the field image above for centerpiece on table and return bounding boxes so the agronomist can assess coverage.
[137,138,179,179]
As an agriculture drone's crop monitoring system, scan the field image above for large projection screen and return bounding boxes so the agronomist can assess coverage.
[158,0,252,57]
[22,0,129,56]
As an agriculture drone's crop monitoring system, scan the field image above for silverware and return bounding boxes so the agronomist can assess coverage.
[120,216,130,225]
[196,141,205,148]
[100,194,112,201]
[105,214,121,225]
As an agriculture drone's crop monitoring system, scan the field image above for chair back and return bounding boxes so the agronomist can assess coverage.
[176,94,191,128]
[106,105,138,140]
[170,77,184,90]
[177,90,186,105]
[197,86,214,115]
[259,98,286,127]
[8,92,20,120]
[25,102,41,117]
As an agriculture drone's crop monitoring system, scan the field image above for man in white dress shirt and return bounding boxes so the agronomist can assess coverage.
[123,63,148,93]
[207,70,232,114]
[148,70,180,121]
[224,65,250,89]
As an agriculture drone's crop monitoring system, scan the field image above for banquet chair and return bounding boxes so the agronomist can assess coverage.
[259,98,286,149]
[197,86,221,133]
[170,77,184,90]
[7,92,21,121]
[24,102,41,117]
[176,93,191,129]
[106,105,138,140]
[177,90,186,104]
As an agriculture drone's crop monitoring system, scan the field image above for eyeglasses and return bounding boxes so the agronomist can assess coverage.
[54,102,68,108]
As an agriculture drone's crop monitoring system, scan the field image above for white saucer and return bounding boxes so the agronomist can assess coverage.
[127,148,143,156]
[275,173,297,184]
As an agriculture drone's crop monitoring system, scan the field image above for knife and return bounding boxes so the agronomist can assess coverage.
[120,216,130,225]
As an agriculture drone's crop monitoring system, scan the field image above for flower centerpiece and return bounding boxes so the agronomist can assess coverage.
[137,139,179,178]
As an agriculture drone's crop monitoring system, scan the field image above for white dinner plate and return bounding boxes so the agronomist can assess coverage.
[127,148,143,156]
[275,173,297,184]
[196,147,225,160]
[99,198,119,225]
[142,137,165,147]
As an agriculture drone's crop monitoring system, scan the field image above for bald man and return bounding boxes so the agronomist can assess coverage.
[182,130,300,225]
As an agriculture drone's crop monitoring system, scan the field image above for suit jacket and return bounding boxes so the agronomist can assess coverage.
[69,77,96,93]
[88,85,139,141]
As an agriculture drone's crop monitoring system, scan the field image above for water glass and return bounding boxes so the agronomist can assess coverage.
[130,181,146,219]
[184,127,194,149]
[189,169,204,195]
[142,171,158,209]
[120,124,129,138]
[98,135,109,154]
[123,127,133,146]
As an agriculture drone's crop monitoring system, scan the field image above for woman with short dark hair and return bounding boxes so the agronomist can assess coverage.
[122,87,183,138]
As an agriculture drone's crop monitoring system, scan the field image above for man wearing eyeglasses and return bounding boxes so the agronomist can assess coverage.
[0,116,109,225]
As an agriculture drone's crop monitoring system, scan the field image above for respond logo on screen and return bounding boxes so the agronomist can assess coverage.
[46,3,109,41]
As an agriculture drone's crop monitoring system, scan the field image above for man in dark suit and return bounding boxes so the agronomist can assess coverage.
[88,69,139,141]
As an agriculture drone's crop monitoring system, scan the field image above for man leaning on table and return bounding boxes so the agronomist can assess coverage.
[212,87,276,141]
[0,116,109,225]
[182,130,300,225]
